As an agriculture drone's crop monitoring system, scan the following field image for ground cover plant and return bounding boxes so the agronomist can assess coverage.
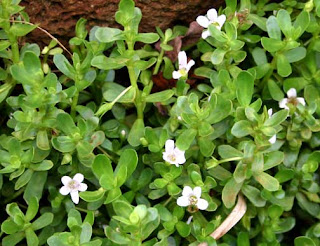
[1,0,320,245]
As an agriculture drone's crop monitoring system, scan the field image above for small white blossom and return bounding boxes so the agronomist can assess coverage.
[163,139,186,167]
[268,109,277,144]
[196,8,226,39]
[279,88,306,110]
[172,51,195,80]
[177,186,208,210]
[59,173,88,204]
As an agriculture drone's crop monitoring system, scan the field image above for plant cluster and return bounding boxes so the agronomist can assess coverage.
[1,0,320,245]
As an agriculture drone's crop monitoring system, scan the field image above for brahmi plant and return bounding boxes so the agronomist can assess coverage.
[1,0,320,245]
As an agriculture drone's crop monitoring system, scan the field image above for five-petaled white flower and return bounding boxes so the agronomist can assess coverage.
[163,139,186,167]
[177,186,208,210]
[172,51,195,80]
[268,109,277,144]
[279,88,306,110]
[196,8,226,39]
[59,173,88,204]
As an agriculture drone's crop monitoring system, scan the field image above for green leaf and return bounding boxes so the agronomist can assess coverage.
[207,94,232,124]
[198,136,215,157]
[264,109,288,127]
[113,200,133,218]
[277,54,292,77]
[11,51,44,85]
[95,27,123,43]
[277,9,292,37]
[80,222,92,244]
[218,145,243,159]
[294,237,316,246]
[261,37,284,52]
[80,189,106,202]
[31,212,54,231]
[36,130,50,150]
[23,171,47,203]
[104,226,131,244]
[91,55,128,70]
[105,187,122,204]
[10,24,37,37]
[53,54,76,79]
[145,90,174,103]
[293,11,310,39]
[176,221,191,237]
[254,172,279,191]
[92,155,113,180]
[2,232,25,246]
[25,197,39,221]
[116,149,138,180]
[283,47,306,63]
[222,177,243,208]
[103,82,135,103]
[52,136,76,153]
[128,119,145,147]
[0,40,10,51]
[1,219,20,234]
[56,113,79,136]
[15,169,34,190]
[115,0,135,26]
[266,16,281,40]
[268,80,284,101]
[135,33,159,43]
[231,120,253,138]
[242,184,266,207]
[26,228,39,246]
[176,128,197,151]
[235,71,254,106]
[211,48,227,65]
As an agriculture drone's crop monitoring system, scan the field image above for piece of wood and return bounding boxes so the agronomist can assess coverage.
[20,0,224,44]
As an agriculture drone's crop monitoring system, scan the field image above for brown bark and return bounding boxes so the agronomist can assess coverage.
[20,0,225,45]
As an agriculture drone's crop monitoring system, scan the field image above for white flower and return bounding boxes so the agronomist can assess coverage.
[172,51,195,80]
[162,139,186,167]
[279,88,306,110]
[196,8,226,39]
[177,186,208,210]
[267,109,277,144]
[59,173,88,204]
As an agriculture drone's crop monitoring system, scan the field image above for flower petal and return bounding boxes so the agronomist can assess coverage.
[73,173,84,183]
[279,99,288,109]
[268,108,273,117]
[193,187,202,198]
[70,191,80,204]
[197,198,209,210]
[287,88,297,98]
[196,15,209,28]
[201,30,210,39]
[186,59,195,73]
[165,139,175,152]
[269,135,277,144]
[177,196,190,207]
[182,186,193,197]
[178,51,187,69]
[297,97,306,106]
[61,176,72,186]
[59,186,70,195]
[175,153,186,165]
[207,8,218,22]
[216,14,226,28]
[79,183,88,192]
[172,71,182,79]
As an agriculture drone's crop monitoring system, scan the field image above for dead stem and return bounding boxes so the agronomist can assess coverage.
[198,194,247,246]
[9,19,72,57]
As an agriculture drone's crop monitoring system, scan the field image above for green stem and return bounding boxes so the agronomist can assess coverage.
[153,49,165,75]
[97,146,116,162]
[71,90,79,119]
[8,35,20,63]
[163,196,173,206]
[128,65,144,119]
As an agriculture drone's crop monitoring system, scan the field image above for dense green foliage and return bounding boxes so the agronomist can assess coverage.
[1,0,320,245]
